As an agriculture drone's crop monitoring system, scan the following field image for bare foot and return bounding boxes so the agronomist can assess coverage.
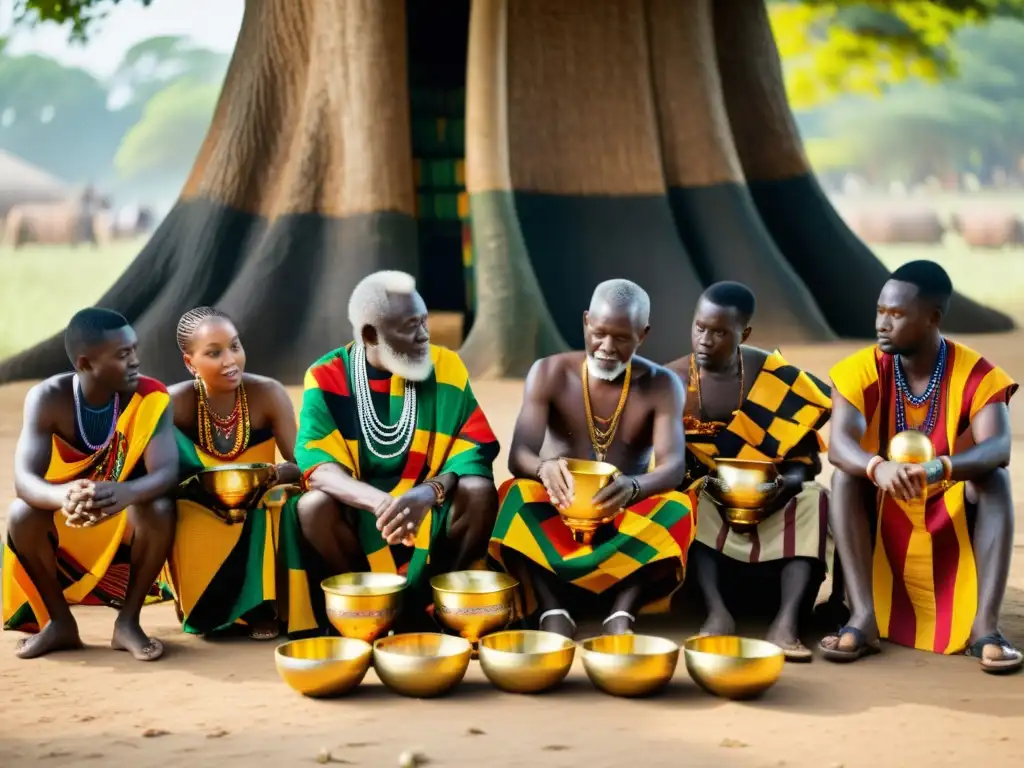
[15,619,83,659]
[538,610,576,639]
[111,618,165,662]
[698,610,736,637]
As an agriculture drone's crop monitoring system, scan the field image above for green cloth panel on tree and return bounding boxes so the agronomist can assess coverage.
[410,118,466,157]
[409,88,466,119]
[413,159,466,191]
[416,192,469,221]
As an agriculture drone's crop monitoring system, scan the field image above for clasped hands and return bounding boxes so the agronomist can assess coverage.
[538,458,637,514]
[374,482,442,547]
[61,479,129,528]
[871,460,937,502]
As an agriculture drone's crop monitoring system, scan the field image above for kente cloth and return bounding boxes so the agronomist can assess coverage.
[489,478,697,616]
[161,427,294,635]
[693,481,832,566]
[3,377,172,633]
[283,343,500,637]
[830,341,1017,654]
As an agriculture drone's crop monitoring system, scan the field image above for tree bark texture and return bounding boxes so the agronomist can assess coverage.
[0,0,1012,386]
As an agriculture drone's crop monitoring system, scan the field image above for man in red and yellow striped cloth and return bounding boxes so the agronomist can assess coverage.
[490,280,694,638]
[4,308,179,662]
[824,260,1022,674]
[667,282,834,662]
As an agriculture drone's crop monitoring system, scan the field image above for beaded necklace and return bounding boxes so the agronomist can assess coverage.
[581,359,632,462]
[352,343,417,460]
[894,337,946,436]
[195,377,250,460]
[73,375,120,452]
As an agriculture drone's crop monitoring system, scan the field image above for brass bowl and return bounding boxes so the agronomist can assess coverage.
[194,463,275,524]
[704,458,780,533]
[478,630,576,694]
[887,430,935,464]
[372,632,472,698]
[683,635,785,700]
[559,458,622,545]
[431,570,519,646]
[580,634,680,697]
[274,637,372,698]
[322,573,407,643]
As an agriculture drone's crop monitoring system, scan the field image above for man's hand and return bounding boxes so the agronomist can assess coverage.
[873,460,927,502]
[538,458,574,510]
[592,474,638,513]
[375,484,439,546]
[760,475,792,514]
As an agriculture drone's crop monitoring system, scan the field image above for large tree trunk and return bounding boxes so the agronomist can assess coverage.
[0,0,418,384]
[0,0,1012,385]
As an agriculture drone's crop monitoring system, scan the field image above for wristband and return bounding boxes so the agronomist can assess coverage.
[626,476,641,506]
[866,455,884,484]
[922,459,945,485]
[939,455,953,482]
[425,479,446,507]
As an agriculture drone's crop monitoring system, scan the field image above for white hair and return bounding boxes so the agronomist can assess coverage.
[348,270,417,339]
[589,279,651,327]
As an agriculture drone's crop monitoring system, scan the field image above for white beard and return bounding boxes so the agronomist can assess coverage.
[587,353,628,382]
[379,341,434,382]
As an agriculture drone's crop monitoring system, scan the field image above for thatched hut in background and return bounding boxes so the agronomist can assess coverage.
[0,150,69,218]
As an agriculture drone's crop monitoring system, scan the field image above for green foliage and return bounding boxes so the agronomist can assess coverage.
[113,78,219,183]
[771,1,1024,108]
[109,34,229,109]
[13,1,152,43]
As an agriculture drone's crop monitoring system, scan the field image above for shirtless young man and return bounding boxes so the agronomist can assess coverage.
[4,308,178,661]
[490,280,694,637]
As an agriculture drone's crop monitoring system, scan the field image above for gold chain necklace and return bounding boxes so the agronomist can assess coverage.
[196,378,251,460]
[582,359,632,462]
[688,352,744,420]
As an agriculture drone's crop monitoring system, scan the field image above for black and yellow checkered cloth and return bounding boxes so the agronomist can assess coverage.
[686,349,832,478]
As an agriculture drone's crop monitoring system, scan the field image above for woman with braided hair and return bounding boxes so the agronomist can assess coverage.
[164,307,301,641]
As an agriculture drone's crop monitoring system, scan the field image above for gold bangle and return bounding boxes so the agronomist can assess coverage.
[426,479,445,506]
[940,455,953,483]
[866,455,884,484]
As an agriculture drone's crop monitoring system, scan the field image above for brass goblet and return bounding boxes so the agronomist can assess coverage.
[887,429,942,501]
[431,570,519,653]
[683,635,784,700]
[321,572,407,644]
[703,458,781,533]
[191,463,276,524]
[558,459,623,545]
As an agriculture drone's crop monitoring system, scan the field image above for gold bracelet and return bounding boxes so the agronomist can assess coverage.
[426,479,445,507]
[866,455,884,484]
[939,455,953,483]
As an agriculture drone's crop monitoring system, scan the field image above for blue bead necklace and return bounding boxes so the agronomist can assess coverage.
[894,337,946,435]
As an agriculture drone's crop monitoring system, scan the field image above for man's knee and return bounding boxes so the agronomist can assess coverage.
[828,468,871,515]
[451,476,499,532]
[130,497,176,534]
[7,499,52,543]
[297,490,340,534]
[972,466,1012,497]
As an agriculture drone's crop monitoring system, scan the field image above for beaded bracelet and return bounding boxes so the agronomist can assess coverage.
[866,455,884,484]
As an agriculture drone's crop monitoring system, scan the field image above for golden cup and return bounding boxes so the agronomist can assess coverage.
[321,573,406,643]
[193,463,276,524]
[580,634,680,697]
[431,570,519,649]
[703,458,780,533]
[683,635,784,700]
[274,637,372,698]
[888,430,936,464]
[478,630,576,694]
[372,632,472,698]
[559,458,622,545]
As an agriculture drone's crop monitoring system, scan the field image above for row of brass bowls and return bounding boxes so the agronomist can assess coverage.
[275,632,784,700]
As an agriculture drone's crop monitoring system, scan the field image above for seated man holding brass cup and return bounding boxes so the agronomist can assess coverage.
[667,283,834,662]
[284,271,501,636]
[490,279,695,638]
[824,261,1022,673]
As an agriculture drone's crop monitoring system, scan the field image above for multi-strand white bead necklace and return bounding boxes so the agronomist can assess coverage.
[351,343,417,460]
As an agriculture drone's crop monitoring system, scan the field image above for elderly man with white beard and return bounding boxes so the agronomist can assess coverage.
[284,271,501,636]
[489,279,695,637]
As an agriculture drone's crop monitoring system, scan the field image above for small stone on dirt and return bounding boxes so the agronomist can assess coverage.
[317,747,331,764]
[207,730,229,739]
[141,729,169,738]
[720,738,748,749]
[398,751,428,767]
[466,728,485,736]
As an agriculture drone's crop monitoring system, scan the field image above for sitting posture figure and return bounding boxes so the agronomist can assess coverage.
[165,307,301,641]
[823,260,1021,673]
[287,271,500,634]
[3,308,178,661]
[667,283,833,661]
[490,279,693,638]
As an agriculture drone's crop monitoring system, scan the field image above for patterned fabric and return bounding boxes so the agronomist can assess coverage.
[686,349,832,480]
[489,479,697,616]
[162,429,289,635]
[3,377,171,633]
[284,343,499,636]
[830,341,1017,654]
[693,481,832,565]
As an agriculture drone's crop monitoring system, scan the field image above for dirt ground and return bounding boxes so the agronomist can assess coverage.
[1,336,1023,768]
